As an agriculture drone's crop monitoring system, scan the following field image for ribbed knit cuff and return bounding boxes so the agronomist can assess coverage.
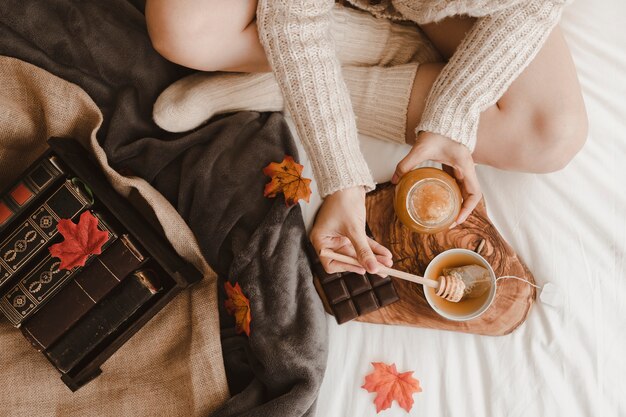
[317,147,376,198]
[416,104,479,152]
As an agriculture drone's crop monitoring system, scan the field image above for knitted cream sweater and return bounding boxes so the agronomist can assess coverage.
[256,0,568,197]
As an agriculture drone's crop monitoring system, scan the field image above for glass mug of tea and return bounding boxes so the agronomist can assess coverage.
[423,249,497,321]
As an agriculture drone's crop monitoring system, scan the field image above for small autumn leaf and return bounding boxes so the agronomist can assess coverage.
[362,362,422,413]
[48,211,110,271]
[263,155,312,207]
[224,282,251,336]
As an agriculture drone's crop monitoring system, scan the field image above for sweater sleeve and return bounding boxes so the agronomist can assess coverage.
[256,0,375,197]
[416,0,565,152]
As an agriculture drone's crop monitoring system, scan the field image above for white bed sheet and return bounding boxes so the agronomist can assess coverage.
[288,0,626,415]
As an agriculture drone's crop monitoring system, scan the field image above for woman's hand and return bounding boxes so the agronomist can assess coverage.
[392,131,482,226]
[310,186,393,275]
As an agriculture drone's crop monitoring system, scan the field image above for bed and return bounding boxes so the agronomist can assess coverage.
[0,0,623,415]
[292,0,626,415]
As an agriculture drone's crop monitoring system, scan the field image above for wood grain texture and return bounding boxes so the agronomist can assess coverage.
[356,182,536,336]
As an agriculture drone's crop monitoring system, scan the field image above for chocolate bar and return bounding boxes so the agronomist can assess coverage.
[0,180,92,289]
[317,270,400,324]
[45,270,162,373]
[0,212,116,326]
[307,241,400,324]
[0,156,66,233]
[21,235,147,350]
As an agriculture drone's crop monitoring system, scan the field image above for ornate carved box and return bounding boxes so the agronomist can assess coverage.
[0,138,201,391]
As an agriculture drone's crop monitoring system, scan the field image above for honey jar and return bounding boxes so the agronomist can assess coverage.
[394,167,462,234]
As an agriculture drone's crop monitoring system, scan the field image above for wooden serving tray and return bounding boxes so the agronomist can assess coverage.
[357,183,536,336]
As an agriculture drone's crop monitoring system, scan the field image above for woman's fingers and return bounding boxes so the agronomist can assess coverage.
[454,160,482,225]
[314,236,362,274]
[367,236,392,257]
[410,133,482,226]
[457,192,481,225]
[321,258,366,275]
[391,143,430,184]
[347,229,380,273]
[313,231,383,274]
[339,242,393,271]
[367,237,393,266]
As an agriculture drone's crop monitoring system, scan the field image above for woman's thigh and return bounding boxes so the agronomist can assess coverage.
[419,17,587,172]
[146,0,268,72]
[476,26,587,171]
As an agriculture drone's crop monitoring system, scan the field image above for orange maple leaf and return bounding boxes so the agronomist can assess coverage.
[362,362,422,413]
[262,155,312,207]
[224,282,251,336]
[48,211,110,271]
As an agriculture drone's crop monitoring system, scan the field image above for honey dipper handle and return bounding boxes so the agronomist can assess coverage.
[319,249,440,289]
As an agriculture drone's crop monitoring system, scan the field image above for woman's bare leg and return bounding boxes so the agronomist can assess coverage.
[145,0,269,72]
[147,3,587,172]
[145,1,433,72]
[407,17,588,173]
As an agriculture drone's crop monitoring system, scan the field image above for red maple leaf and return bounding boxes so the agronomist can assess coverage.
[224,282,251,336]
[362,362,422,413]
[48,211,110,270]
[262,155,312,207]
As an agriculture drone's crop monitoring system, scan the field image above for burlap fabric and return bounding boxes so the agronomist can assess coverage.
[0,56,229,416]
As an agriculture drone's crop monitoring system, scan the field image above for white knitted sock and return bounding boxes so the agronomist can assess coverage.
[153,72,284,133]
[154,4,433,133]
[154,64,418,143]
[330,4,440,67]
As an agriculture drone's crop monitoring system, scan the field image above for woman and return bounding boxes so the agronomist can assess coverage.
[145,0,587,275]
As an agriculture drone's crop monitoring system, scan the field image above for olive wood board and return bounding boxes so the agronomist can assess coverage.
[355,182,536,336]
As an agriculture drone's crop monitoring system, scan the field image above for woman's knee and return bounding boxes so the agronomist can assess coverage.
[528,104,588,172]
[146,1,234,70]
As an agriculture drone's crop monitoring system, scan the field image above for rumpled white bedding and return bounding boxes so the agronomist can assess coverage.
[290,0,626,415]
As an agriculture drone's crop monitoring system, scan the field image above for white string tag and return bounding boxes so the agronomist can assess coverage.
[495,276,562,307]
[538,282,563,307]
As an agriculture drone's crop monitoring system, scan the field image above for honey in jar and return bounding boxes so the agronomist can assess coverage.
[394,167,462,234]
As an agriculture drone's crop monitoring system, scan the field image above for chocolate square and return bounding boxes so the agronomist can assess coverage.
[319,270,342,284]
[369,273,392,288]
[331,300,358,324]
[353,291,379,315]
[322,279,349,304]
[374,283,400,306]
[343,273,371,295]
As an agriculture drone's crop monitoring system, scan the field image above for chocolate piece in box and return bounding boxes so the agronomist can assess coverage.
[45,270,161,373]
[21,235,147,350]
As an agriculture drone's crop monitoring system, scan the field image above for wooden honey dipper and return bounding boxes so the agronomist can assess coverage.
[319,249,468,302]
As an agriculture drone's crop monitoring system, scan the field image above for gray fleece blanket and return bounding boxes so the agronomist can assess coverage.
[0,1,327,416]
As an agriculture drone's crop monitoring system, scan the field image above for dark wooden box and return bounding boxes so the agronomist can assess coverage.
[0,137,202,391]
